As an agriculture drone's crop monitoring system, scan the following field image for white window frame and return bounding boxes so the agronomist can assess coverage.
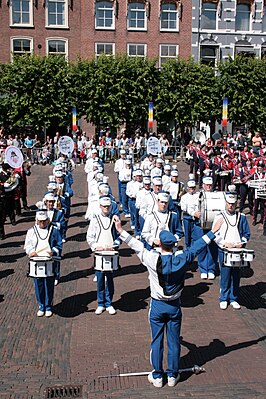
[95,43,115,59]
[127,43,147,57]
[201,2,217,31]
[95,1,115,30]
[159,44,179,68]
[127,1,147,31]
[46,0,68,29]
[235,3,251,32]
[10,0,33,27]
[46,38,68,58]
[200,45,219,67]
[160,2,179,32]
[10,36,33,61]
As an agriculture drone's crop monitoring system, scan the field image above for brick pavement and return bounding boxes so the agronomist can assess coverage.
[0,160,265,399]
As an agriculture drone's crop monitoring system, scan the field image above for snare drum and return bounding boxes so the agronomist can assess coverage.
[199,191,226,229]
[223,248,254,267]
[28,256,60,278]
[94,251,119,272]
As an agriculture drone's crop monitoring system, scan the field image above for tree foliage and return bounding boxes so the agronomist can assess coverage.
[0,54,266,132]
[218,56,266,130]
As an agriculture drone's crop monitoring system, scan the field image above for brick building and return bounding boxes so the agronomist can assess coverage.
[0,0,192,65]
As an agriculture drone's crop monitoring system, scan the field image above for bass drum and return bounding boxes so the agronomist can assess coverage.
[199,191,226,229]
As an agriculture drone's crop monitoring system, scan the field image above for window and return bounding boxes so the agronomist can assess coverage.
[159,44,178,67]
[128,44,147,57]
[128,1,147,30]
[95,1,115,29]
[160,2,178,31]
[200,45,219,66]
[46,0,68,28]
[262,6,266,32]
[262,45,266,58]
[236,4,250,31]
[10,0,33,26]
[201,2,217,30]
[11,38,33,59]
[47,39,68,57]
[95,43,115,58]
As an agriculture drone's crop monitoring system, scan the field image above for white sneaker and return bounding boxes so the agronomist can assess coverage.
[93,275,97,282]
[220,301,228,310]
[54,279,59,286]
[95,306,105,315]
[136,235,140,240]
[45,310,53,317]
[208,272,215,280]
[148,372,163,388]
[37,310,44,317]
[230,301,241,309]
[124,214,131,218]
[131,225,135,230]
[106,306,116,315]
[201,273,208,279]
[167,374,180,387]
[62,238,66,243]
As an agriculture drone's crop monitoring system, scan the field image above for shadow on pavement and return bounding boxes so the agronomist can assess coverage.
[117,263,146,276]
[179,335,266,382]
[63,248,89,260]
[181,282,212,308]
[0,269,14,280]
[54,290,97,317]
[0,252,25,263]
[239,282,266,310]
[114,287,150,312]
[60,268,93,283]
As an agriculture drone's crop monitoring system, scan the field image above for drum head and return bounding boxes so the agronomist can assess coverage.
[95,251,118,256]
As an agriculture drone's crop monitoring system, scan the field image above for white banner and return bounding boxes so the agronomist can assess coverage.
[5,146,24,168]
[146,137,161,156]
[58,136,74,157]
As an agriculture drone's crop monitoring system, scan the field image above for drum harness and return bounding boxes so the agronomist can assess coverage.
[219,211,245,266]
[152,210,172,239]
[29,225,53,276]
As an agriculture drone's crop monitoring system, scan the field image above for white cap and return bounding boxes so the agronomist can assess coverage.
[44,193,56,202]
[225,193,237,203]
[164,165,171,170]
[91,149,98,154]
[157,192,169,202]
[152,177,163,186]
[187,180,196,188]
[102,176,109,184]
[36,210,48,221]
[54,171,64,178]
[120,149,126,155]
[98,184,109,195]
[189,173,195,180]
[156,158,164,164]
[171,170,178,177]
[143,177,151,184]
[96,172,103,181]
[49,175,56,182]
[47,182,57,190]
[99,196,111,206]
[135,169,143,176]
[202,176,213,185]
[228,184,237,193]
[125,159,131,165]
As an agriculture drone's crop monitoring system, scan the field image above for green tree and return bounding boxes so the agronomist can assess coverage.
[0,54,72,131]
[218,56,266,130]
[155,58,219,134]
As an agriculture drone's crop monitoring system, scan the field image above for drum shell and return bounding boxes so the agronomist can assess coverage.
[28,257,55,277]
[199,191,226,229]
[94,251,119,272]
[242,249,255,262]
[223,249,254,267]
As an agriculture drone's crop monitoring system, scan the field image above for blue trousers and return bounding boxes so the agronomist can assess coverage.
[96,271,114,307]
[192,224,218,274]
[120,183,129,215]
[149,298,182,379]
[183,217,194,248]
[219,251,240,302]
[128,198,136,227]
[34,276,55,311]
[117,177,122,204]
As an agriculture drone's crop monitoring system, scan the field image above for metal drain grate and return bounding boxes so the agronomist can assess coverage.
[44,385,83,398]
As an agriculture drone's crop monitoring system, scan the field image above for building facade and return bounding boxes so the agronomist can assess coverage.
[192,0,266,66]
[0,0,192,65]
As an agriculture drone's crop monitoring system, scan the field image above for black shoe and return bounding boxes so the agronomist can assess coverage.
[0,235,5,240]
[11,221,16,226]
[252,220,256,226]
[23,206,30,211]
